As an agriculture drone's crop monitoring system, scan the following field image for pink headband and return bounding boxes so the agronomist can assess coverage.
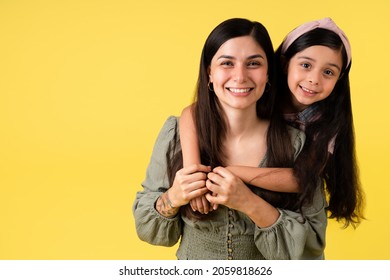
[281,17,351,67]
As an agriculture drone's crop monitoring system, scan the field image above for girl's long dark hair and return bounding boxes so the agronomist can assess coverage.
[275,28,365,227]
[167,18,299,220]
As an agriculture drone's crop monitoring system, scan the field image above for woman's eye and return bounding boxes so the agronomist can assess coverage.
[221,61,233,66]
[301,63,310,69]
[248,61,261,67]
[324,69,334,76]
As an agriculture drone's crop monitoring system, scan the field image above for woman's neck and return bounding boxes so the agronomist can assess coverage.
[224,107,261,139]
[222,106,269,167]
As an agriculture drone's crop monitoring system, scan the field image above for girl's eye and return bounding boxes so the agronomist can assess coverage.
[301,63,311,69]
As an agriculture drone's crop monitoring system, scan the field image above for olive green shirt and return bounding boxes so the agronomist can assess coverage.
[133,116,327,260]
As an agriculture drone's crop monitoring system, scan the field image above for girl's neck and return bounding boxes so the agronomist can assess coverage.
[283,93,308,113]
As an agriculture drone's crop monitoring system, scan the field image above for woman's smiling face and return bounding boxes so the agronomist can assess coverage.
[208,35,268,112]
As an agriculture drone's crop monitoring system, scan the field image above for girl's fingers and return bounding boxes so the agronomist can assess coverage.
[201,195,211,213]
[190,199,197,212]
[182,164,211,175]
[190,195,213,214]
[195,196,205,213]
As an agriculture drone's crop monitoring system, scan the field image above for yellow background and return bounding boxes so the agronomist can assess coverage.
[0,0,388,260]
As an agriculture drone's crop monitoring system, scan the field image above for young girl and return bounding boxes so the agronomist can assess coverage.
[180,17,364,227]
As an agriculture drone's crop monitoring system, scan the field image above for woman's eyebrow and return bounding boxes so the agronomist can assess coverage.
[248,54,264,59]
[217,54,264,60]
[217,55,234,60]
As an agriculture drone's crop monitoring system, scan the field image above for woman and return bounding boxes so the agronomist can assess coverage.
[133,18,327,260]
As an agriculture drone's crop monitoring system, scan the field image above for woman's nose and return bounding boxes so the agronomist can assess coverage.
[233,66,247,83]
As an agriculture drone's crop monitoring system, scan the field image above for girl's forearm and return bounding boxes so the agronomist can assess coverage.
[179,105,201,166]
[226,166,299,193]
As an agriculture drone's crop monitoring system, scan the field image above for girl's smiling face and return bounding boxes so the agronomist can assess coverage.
[208,36,268,112]
[287,45,343,111]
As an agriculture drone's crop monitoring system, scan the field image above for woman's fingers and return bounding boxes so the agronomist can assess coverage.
[205,167,249,209]
[170,164,212,207]
[205,192,217,205]
[206,171,225,193]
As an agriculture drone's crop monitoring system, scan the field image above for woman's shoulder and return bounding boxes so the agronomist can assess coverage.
[156,115,179,137]
[152,115,180,151]
[162,115,179,131]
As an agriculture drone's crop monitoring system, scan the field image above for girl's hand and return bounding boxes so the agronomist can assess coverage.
[189,195,212,214]
[205,166,254,212]
[168,164,211,207]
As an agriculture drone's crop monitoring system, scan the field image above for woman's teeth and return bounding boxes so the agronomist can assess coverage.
[229,88,251,93]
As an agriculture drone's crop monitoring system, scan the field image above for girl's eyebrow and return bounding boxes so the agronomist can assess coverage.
[297,55,341,71]
[217,54,265,60]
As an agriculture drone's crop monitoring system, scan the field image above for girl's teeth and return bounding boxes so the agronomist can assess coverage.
[302,87,314,94]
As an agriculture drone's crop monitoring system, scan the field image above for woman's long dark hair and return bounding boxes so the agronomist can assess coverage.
[167,18,299,220]
[275,28,365,227]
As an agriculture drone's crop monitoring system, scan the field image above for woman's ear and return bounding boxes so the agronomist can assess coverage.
[208,67,213,82]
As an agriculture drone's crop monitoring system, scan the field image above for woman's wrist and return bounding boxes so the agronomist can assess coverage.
[155,191,180,218]
[244,193,280,228]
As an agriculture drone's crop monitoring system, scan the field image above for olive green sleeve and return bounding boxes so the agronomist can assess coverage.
[132,116,182,247]
[254,185,327,259]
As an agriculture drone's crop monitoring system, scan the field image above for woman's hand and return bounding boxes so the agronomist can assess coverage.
[168,164,211,207]
[205,166,281,227]
[205,166,254,212]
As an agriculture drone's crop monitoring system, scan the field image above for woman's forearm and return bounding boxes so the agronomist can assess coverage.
[244,192,281,227]
[226,166,299,192]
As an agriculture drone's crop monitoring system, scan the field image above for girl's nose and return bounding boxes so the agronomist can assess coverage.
[308,72,320,85]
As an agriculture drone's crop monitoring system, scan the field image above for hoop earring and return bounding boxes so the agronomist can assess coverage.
[208,81,214,92]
